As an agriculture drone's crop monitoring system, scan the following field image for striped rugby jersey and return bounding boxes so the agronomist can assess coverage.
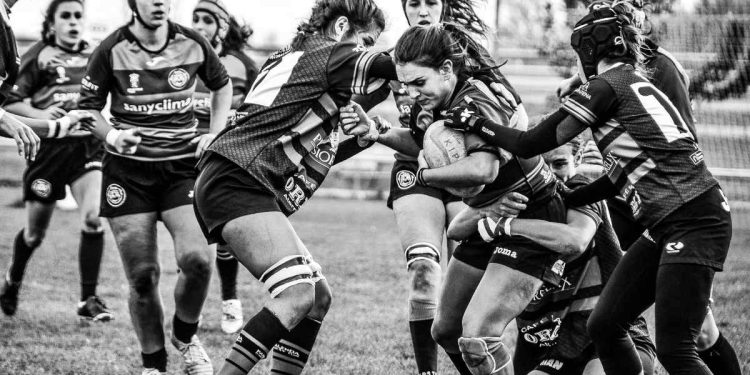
[420,78,557,208]
[562,64,717,228]
[203,34,394,214]
[194,49,257,132]
[78,22,229,161]
[0,3,19,105]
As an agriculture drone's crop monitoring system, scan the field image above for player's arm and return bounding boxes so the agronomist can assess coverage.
[492,209,598,256]
[446,192,529,239]
[339,101,421,157]
[563,175,619,207]
[418,141,500,188]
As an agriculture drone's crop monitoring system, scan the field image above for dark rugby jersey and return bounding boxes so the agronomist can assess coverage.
[562,64,717,228]
[194,49,257,132]
[414,79,556,208]
[516,175,625,357]
[0,4,20,105]
[7,41,91,112]
[203,35,394,214]
[78,22,229,161]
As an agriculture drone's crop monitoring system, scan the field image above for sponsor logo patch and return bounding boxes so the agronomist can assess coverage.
[539,359,564,370]
[106,184,126,208]
[494,246,517,259]
[551,260,566,276]
[168,68,190,90]
[665,241,684,254]
[690,149,705,165]
[396,170,416,190]
[31,179,52,198]
[127,73,143,94]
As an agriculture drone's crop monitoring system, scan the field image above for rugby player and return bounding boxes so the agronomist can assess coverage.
[556,2,742,372]
[77,0,233,374]
[192,1,396,374]
[448,137,657,375]
[191,0,258,335]
[0,0,111,321]
[442,2,732,373]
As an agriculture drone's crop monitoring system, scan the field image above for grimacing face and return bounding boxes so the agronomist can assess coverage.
[404,0,443,27]
[53,1,84,49]
[396,61,455,111]
[543,144,577,182]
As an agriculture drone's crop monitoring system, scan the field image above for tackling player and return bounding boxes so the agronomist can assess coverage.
[77,0,232,374]
[0,0,111,321]
[191,0,258,335]
[442,2,732,374]
[192,1,396,374]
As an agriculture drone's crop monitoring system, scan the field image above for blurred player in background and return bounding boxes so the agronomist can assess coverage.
[442,2,733,373]
[191,0,258,335]
[192,1,396,374]
[77,0,233,373]
[0,0,108,320]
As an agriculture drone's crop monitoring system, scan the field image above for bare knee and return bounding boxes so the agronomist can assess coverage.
[130,263,160,296]
[432,318,461,351]
[268,284,316,328]
[176,250,212,282]
[308,283,332,320]
[82,211,102,232]
[23,228,46,248]
[409,260,440,296]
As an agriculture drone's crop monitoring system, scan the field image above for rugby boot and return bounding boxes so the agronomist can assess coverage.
[77,295,114,322]
[141,368,166,375]
[0,274,20,316]
[220,299,243,334]
[172,334,213,375]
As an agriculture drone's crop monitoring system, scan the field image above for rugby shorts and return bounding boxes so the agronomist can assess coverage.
[23,136,104,203]
[100,154,196,218]
[649,185,731,271]
[193,153,280,245]
[387,159,462,208]
[452,193,567,286]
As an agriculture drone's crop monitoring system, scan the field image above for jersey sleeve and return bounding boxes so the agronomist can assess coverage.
[561,78,616,129]
[327,42,395,96]
[77,42,113,111]
[195,37,229,91]
[5,44,42,105]
[566,174,604,226]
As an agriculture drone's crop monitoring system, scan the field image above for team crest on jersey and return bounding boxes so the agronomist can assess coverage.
[396,170,416,190]
[31,179,52,198]
[127,73,143,94]
[551,260,566,276]
[106,184,126,207]
[168,68,190,90]
[55,66,70,84]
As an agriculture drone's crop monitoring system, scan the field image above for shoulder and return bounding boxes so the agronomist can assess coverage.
[97,26,128,50]
[19,41,47,69]
[224,50,257,73]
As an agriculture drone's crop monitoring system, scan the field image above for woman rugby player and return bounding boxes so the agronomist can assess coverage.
[192,1,397,374]
[442,2,732,374]
[191,0,258,334]
[343,24,565,375]
[0,0,110,321]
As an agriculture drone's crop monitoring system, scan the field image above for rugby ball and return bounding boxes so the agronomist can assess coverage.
[422,120,485,198]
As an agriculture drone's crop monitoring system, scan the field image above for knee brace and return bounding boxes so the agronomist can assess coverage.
[404,242,440,269]
[458,337,511,375]
[260,255,314,298]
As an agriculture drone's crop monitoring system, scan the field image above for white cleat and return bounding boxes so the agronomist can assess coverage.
[171,335,213,375]
[221,299,244,334]
[141,368,166,375]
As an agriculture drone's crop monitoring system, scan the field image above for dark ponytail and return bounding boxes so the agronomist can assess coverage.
[41,0,83,45]
[292,0,385,49]
[394,23,499,80]
[222,16,252,55]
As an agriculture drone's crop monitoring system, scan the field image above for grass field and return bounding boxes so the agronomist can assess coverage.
[0,192,749,374]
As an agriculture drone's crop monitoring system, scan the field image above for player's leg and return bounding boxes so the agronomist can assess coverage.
[216,244,243,334]
[109,213,167,372]
[217,212,317,375]
[696,305,742,375]
[444,199,467,261]
[587,235,658,375]
[393,191,446,375]
[70,169,111,321]
[432,254,485,375]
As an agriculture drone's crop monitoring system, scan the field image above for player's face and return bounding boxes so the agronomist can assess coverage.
[342,25,382,49]
[135,0,171,28]
[397,61,455,111]
[192,10,218,42]
[53,1,84,48]
[404,0,443,26]
[543,145,577,182]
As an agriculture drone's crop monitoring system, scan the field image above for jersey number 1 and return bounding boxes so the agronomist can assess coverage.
[631,82,695,143]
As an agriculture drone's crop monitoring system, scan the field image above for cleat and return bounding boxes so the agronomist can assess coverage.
[141,368,166,375]
[171,334,213,375]
[220,299,243,334]
[77,295,114,322]
[0,275,20,316]
[458,337,511,375]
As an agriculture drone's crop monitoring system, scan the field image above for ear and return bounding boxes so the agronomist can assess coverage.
[439,59,454,80]
[333,16,350,39]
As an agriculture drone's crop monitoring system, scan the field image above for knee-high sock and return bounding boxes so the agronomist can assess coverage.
[8,229,38,283]
[698,333,742,375]
[410,319,438,375]
[79,230,104,300]
[216,245,238,301]
[224,308,288,373]
[271,316,322,375]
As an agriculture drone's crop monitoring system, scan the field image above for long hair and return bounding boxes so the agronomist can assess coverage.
[394,23,499,80]
[292,0,385,49]
[41,0,83,45]
[608,0,648,76]
[400,0,488,34]
[222,16,252,55]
